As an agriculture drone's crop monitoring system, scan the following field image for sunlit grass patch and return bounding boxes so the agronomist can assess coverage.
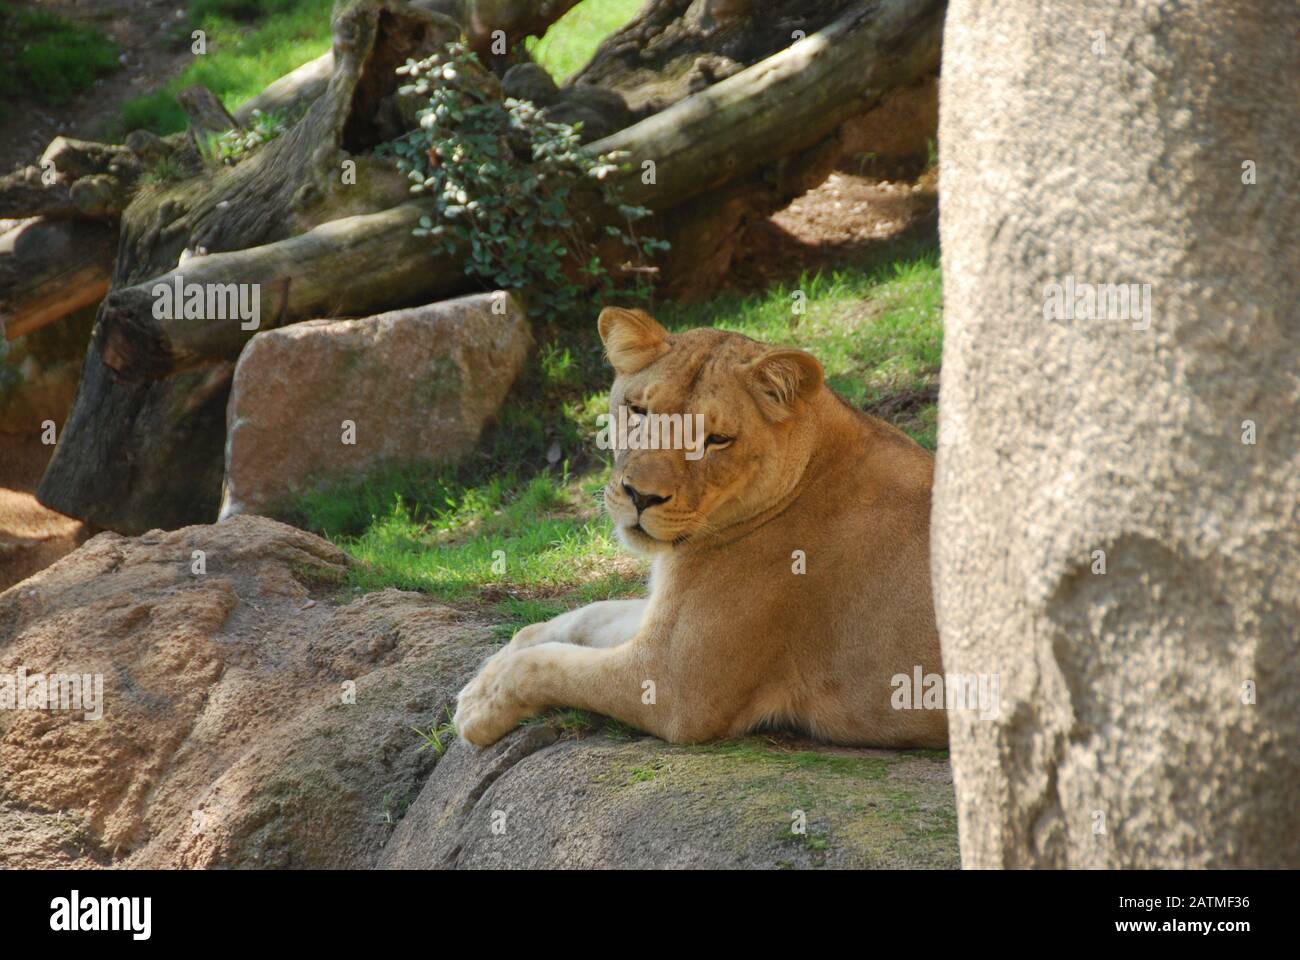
[115,0,642,137]
[299,463,647,618]
[526,0,642,81]
[116,0,336,136]
[656,249,943,447]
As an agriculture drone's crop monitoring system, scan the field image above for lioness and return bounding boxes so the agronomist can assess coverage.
[454,306,947,748]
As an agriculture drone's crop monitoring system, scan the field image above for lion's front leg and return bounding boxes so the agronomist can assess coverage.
[506,598,647,651]
[454,642,660,748]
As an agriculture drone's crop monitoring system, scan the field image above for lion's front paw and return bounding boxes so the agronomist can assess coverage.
[453,651,532,748]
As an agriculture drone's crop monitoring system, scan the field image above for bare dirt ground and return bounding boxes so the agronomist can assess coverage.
[0,435,92,592]
[1,0,192,173]
[731,161,939,291]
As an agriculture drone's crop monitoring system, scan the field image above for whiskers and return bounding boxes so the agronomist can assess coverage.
[665,512,723,546]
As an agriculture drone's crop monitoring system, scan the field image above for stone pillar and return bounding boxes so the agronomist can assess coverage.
[933,0,1299,867]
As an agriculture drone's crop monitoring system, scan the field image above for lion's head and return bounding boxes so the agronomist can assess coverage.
[597,306,826,554]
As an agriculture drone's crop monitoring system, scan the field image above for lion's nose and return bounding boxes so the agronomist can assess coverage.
[622,481,671,513]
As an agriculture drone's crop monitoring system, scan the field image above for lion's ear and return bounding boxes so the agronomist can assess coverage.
[744,348,824,420]
[598,307,669,375]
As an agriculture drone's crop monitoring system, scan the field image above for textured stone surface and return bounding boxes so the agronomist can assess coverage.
[934,0,1299,866]
[219,291,532,520]
[1,515,959,869]
[380,729,957,870]
[0,515,495,868]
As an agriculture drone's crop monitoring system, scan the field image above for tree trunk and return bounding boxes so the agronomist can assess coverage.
[934,0,1299,867]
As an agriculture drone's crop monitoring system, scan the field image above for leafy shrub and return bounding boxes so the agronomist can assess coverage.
[213,108,290,164]
[380,42,668,323]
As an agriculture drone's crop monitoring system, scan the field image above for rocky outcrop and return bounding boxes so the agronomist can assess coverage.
[0,516,958,869]
[0,515,496,868]
[219,291,532,521]
[382,727,956,869]
[935,0,1299,867]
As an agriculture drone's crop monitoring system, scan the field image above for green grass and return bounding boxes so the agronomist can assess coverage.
[0,2,119,118]
[656,250,943,445]
[116,0,334,136]
[525,0,643,81]
[115,0,642,136]
[293,249,942,626]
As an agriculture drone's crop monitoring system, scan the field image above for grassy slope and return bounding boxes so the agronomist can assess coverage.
[524,0,642,81]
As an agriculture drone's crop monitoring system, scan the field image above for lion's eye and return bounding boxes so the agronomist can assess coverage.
[705,434,733,448]
[627,404,647,419]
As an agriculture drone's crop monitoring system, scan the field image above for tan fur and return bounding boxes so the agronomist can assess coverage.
[454,307,947,748]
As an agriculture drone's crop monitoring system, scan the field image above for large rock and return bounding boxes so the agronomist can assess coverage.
[0,517,959,869]
[0,515,496,868]
[381,727,957,869]
[219,292,532,520]
[935,0,1299,866]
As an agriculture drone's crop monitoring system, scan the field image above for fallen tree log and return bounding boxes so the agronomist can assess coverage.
[234,53,335,125]
[96,200,463,379]
[589,0,945,209]
[237,0,585,124]
[0,219,117,341]
[572,0,861,112]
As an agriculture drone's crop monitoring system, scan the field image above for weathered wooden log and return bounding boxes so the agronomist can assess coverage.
[178,85,241,135]
[589,0,945,210]
[234,53,335,125]
[460,0,583,63]
[230,0,583,125]
[0,138,143,221]
[37,0,465,532]
[0,219,117,341]
[571,0,861,112]
[178,84,242,165]
[96,200,464,380]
